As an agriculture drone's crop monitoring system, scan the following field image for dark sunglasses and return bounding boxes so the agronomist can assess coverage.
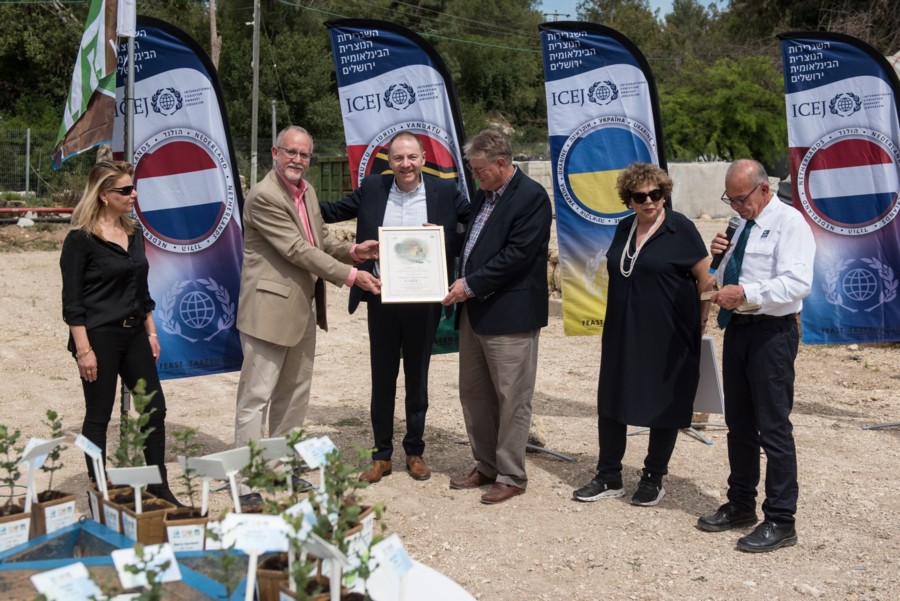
[629,189,664,204]
[109,185,136,195]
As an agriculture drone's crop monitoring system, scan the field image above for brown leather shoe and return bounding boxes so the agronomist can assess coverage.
[480,482,525,505]
[359,460,392,484]
[449,467,495,490]
[405,456,431,481]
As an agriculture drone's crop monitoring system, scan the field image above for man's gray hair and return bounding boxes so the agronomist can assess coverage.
[276,125,314,151]
[727,159,768,186]
[464,129,512,163]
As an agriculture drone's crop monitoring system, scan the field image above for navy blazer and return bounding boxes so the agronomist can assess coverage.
[320,173,471,314]
[460,168,552,336]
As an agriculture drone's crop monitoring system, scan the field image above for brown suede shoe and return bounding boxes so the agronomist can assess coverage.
[449,467,495,490]
[359,460,392,484]
[405,455,431,481]
[480,482,525,505]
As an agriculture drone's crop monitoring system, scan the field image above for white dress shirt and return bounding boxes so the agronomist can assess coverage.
[383,179,427,227]
[715,197,817,316]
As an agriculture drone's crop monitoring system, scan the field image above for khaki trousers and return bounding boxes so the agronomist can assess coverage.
[234,309,317,446]
[458,307,540,489]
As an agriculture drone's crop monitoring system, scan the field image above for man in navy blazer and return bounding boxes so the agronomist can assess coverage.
[321,131,471,483]
[442,130,552,505]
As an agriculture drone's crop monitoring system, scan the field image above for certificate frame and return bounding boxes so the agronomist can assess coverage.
[378,226,448,304]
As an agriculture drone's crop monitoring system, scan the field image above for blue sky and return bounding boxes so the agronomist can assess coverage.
[538,0,720,20]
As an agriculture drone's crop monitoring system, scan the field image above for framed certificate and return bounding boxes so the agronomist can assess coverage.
[378,226,448,303]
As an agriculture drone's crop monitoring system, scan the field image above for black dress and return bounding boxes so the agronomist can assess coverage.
[597,209,707,428]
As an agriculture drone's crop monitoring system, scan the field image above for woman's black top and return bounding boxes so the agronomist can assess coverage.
[60,226,155,332]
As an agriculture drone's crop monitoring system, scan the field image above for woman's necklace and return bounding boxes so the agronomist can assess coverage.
[619,208,665,278]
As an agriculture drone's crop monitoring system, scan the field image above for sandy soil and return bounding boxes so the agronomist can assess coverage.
[0,222,898,600]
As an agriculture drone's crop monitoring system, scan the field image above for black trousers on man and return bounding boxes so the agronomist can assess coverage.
[366,298,441,461]
[723,315,799,525]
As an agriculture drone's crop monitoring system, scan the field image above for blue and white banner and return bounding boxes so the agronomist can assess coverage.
[780,32,900,343]
[327,19,470,199]
[540,22,666,335]
[113,16,244,378]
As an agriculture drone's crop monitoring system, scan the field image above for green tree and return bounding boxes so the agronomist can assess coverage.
[662,55,786,172]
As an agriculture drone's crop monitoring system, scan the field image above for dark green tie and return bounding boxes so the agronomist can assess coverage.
[717,220,755,329]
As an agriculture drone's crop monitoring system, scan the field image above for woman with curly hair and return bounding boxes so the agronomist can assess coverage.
[573,162,713,507]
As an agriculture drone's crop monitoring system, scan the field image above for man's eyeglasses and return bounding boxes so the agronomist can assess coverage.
[629,189,665,204]
[467,161,495,177]
[277,147,313,161]
[109,185,135,195]
[721,182,761,206]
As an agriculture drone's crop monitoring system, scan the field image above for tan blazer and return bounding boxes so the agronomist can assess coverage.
[236,169,352,347]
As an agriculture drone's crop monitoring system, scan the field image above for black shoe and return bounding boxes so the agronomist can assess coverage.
[631,472,665,507]
[147,484,186,508]
[273,473,314,493]
[573,473,624,502]
[697,503,759,532]
[290,475,313,493]
[238,492,264,511]
[737,520,797,553]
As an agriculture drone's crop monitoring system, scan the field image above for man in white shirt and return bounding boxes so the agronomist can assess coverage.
[698,159,816,553]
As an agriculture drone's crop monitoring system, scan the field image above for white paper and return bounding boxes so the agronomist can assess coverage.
[220,513,289,553]
[111,543,181,590]
[104,503,121,533]
[75,434,103,460]
[284,499,318,539]
[30,562,103,601]
[293,436,336,469]
[42,499,77,534]
[0,515,31,552]
[165,523,206,552]
[371,534,413,578]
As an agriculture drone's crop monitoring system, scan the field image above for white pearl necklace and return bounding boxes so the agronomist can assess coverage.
[619,208,665,278]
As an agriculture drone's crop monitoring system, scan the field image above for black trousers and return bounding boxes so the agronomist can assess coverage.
[366,298,441,461]
[723,316,799,524]
[595,416,679,476]
[79,324,168,484]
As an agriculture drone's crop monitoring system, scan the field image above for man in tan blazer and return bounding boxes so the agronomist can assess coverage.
[234,125,381,453]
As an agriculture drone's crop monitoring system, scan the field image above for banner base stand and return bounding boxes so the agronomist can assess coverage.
[862,422,900,430]
[454,440,574,463]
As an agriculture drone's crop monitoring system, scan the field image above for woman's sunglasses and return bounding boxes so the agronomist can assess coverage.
[629,189,664,204]
[109,185,136,195]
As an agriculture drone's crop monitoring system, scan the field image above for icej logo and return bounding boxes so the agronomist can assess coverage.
[822,256,898,314]
[588,80,618,106]
[384,83,416,110]
[796,128,900,236]
[829,92,861,117]
[132,128,238,253]
[158,277,236,343]
[151,88,183,116]
[555,115,657,225]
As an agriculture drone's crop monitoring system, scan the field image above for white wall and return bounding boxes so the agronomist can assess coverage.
[517,160,783,219]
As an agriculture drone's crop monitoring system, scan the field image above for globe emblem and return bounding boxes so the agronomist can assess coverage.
[836,96,854,114]
[179,291,216,329]
[841,268,878,302]
[390,87,410,107]
[595,85,612,102]
[159,92,176,112]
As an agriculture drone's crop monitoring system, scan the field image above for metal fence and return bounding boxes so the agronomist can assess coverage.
[1,129,549,206]
[0,128,94,206]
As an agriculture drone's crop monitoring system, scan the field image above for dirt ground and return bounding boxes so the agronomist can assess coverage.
[1,222,898,600]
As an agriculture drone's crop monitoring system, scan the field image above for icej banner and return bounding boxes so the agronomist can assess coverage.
[780,32,900,343]
[541,22,666,335]
[327,19,471,199]
[113,16,244,378]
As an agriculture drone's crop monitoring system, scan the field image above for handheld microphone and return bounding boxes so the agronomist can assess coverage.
[708,216,742,274]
